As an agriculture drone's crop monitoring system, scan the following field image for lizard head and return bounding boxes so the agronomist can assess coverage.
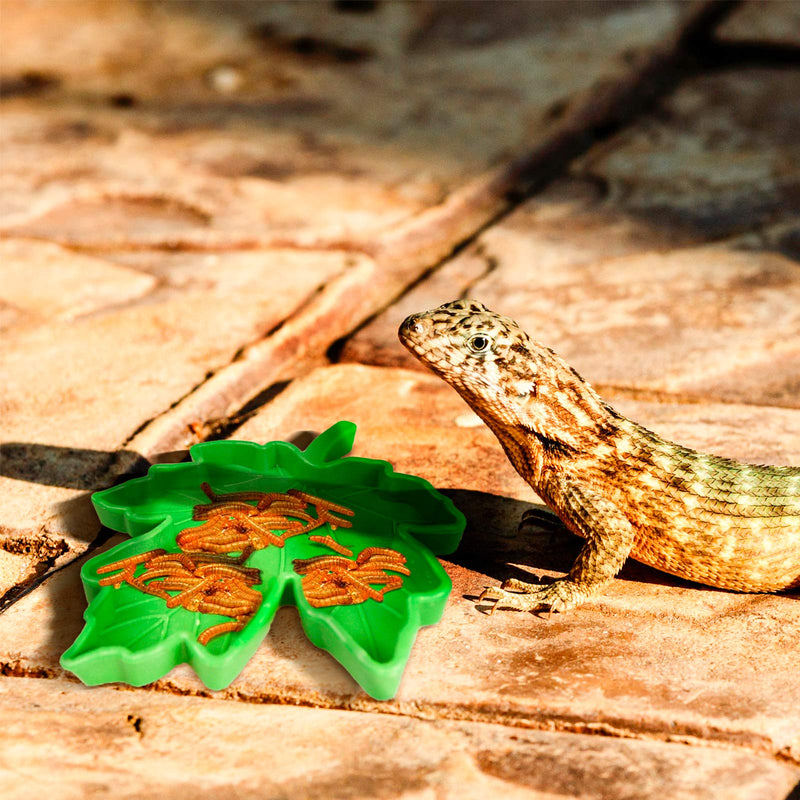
[399,299,612,441]
[398,299,543,425]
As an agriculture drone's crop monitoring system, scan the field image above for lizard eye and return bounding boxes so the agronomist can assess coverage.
[467,334,490,353]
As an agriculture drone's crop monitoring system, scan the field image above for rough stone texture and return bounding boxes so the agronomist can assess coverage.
[0,247,352,586]
[573,69,800,241]
[2,677,797,800]
[342,175,800,408]
[0,0,687,250]
[718,0,800,45]
[474,239,800,407]
[0,239,156,322]
[344,73,800,407]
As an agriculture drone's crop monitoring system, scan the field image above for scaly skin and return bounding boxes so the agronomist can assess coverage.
[398,299,800,614]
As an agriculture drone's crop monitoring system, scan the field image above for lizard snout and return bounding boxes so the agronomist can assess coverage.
[399,313,431,344]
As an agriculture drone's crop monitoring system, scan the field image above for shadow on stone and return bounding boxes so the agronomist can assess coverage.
[0,442,152,490]
[0,442,187,573]
[0,437,335,493]
[442,488,701,593]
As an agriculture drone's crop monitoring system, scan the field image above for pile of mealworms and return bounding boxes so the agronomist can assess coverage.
[294,547,410,608]
[97,482,411,643]
[98,549,262,645]
[177,483,355,552]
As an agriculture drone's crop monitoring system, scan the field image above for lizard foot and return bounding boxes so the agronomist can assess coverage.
[499,577,542,593]
[478,577,586,616]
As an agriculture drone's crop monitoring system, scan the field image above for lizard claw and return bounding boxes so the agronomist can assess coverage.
[477,587,501,615]
[474,577,586,616]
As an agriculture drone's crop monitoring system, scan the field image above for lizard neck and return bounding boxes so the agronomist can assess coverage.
[465,377,623,491]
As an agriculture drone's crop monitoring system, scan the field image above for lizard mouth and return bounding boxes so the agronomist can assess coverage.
[398,313,429,351]
[398,311,464,379]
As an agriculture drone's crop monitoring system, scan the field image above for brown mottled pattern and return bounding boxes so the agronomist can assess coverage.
[399,299,800,613]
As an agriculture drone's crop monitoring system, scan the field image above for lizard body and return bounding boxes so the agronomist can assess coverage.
[398,299,800,613]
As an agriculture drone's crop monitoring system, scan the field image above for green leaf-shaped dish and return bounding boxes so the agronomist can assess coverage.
[61,422,465,700]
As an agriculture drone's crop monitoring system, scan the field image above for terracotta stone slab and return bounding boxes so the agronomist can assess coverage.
[718,0,800,45]
[465,240,800,408]
[340,176,693,369]
[234,362,534,500]
[574,68,800,240]
[343,175,800,408]
[5,365,800,764]
[0,0,696,250]
[0,239,156,322]
[0,247,352,598]
[2,677,797,800]
[343,60,800,406]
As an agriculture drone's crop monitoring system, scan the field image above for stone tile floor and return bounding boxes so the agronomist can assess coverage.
[1,2,799,798]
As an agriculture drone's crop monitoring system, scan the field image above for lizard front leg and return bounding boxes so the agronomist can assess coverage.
[479,477,636,614]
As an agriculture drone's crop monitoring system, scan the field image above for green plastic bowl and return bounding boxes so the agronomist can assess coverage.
[61,421,465,700]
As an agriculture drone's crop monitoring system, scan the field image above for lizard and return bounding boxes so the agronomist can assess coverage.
[398,298,800,614]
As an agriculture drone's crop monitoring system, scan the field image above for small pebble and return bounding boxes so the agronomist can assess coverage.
[207,65,243,94]
[454,412,484,428]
